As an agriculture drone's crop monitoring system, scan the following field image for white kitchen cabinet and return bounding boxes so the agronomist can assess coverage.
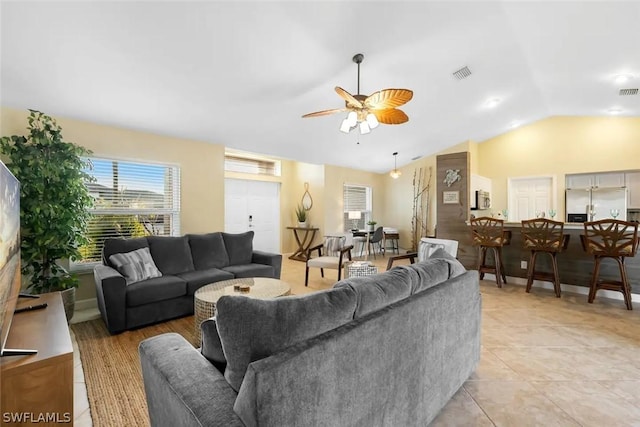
[626,172,640,208]
[593,172,625,188]
[566,172,625,189]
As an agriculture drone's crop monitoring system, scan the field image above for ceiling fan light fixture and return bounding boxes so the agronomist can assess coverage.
[359,121,371,134]
[347,111,358,127]
[340,119,352,133]
[366,113,379,129]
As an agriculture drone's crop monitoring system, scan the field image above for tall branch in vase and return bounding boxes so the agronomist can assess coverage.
[411,167,433,251]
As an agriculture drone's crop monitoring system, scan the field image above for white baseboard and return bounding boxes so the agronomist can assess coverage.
[75,297,98,311]
[482,274,640,303]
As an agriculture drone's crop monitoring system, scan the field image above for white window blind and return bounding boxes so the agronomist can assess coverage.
[225,154,281,176]
[343,184,372,231]
[74,158,181,267]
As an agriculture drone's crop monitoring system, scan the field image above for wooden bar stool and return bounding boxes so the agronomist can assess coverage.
[521,218,570,297]
[470,217,511,288]
[581,220,638,310]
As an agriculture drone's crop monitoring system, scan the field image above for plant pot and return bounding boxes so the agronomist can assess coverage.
[367,225,375,231]
[60,287,76,323]
[298,222,308,228]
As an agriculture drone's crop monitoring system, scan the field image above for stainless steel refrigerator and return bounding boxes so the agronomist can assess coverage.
[565,187,627,222]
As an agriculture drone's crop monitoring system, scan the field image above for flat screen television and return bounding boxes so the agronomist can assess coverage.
[0,158,25,356]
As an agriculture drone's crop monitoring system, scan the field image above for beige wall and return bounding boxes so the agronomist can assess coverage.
[476,116,640,217]
[1,107,227,301]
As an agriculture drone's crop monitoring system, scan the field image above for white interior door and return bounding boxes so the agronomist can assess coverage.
[225,179,280,253]
[508,177,554,222]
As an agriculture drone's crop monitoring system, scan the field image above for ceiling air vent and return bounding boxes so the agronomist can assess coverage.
[452,66,472,80]
[619,88,638,96]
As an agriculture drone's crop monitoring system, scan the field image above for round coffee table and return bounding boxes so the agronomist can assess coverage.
[193,277,291,346]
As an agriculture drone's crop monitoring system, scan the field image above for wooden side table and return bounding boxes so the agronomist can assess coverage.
[1,292,73,425]
[287,226,319,262]
[193,277,291,346]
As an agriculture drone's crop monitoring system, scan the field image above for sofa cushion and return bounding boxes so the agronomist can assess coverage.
[147,236,195,275]
[334,267,414,318]
[222,264,274,278]
[429,247,467,278]
[103,237,149,268]
[188,233,230,270]
[108,247,162,285]
[221,231,254,266]
[406,258,452,294]
[176,268,234,295]
[126,275,187,307]
[215,286,357,391]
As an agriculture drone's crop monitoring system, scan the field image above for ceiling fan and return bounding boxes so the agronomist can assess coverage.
[302,53,413,134]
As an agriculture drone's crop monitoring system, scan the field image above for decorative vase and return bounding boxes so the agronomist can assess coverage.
[60,287,76,323]
[298,221,307,228]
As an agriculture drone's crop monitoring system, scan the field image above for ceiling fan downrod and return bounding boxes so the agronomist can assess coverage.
[353,53,364,95]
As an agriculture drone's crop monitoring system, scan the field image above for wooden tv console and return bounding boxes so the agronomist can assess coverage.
[1,292,73,426]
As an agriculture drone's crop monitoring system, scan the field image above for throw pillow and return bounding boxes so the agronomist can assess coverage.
[215,286,357,391]
[221,231,254,265]
[108,247,162,285]
[324,236,345,256]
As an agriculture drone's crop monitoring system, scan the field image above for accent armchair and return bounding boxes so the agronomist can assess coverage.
[305,236,353,286]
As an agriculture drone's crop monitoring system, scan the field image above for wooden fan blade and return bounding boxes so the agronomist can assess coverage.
[364,89,413,109]
[335,86,363,108]
[302,108,347,118]
[373,108,409,125]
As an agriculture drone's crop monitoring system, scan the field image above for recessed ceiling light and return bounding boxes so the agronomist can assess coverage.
[484,98,501,108]
[608,108,623,115]
[614,74,633,84]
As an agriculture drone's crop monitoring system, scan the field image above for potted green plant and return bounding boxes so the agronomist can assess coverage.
[0,110,94,321]
[295,204,308,227]
[367,220,377,231]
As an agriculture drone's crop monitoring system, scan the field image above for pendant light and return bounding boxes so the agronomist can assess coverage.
[390,152,401,179]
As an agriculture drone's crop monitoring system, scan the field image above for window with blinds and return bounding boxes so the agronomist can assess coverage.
[73,158,181,268]
[225,154,281,176]
[343,184,372,231]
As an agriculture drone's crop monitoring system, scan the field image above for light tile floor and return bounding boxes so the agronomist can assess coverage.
[72,253,640,426]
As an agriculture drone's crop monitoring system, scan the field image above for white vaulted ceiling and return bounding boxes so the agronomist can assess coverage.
[1,1,639,173]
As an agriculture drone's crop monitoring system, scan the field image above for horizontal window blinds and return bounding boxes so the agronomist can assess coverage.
[225,155,280,176]
[75,158,181,266]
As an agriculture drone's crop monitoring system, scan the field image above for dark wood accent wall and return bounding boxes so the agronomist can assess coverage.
[436,152,475,269]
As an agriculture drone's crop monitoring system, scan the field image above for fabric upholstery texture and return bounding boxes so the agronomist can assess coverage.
[324,235,345,256]
[201,317,226,364]
[139,333,244,427]
[334,267,414,318]
[222,263,274,278]
[405,258,452,294]
[147,236,195,275]
[215,286,357,391]
[222,231,254,265]
[108,247,162,285]
[188,233,230,269]
[234,271,481,427]
[429,247,467,278]
[176,268,234,295]
[102,237,149,268]
[306,256,341,269]
[125,276,187,307]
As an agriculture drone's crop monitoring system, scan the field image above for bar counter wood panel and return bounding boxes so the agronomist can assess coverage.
[1,292,73,426]
[459,224,640,294]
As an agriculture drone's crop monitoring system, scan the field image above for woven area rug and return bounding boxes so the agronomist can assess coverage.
[71,316,197,427]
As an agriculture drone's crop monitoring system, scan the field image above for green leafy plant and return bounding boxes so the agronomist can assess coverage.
[295,204,307,222]
[0,110,95,293]
[367,220,377,226]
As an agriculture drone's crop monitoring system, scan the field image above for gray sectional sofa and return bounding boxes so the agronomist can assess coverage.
[94,231,282,334]
[138,249,481,426]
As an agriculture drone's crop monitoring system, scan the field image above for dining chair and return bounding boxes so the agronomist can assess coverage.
[305,236,353,286]
[367,227,384,259]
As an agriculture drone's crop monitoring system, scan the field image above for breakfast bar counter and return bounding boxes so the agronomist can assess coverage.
[468,222,640,295]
